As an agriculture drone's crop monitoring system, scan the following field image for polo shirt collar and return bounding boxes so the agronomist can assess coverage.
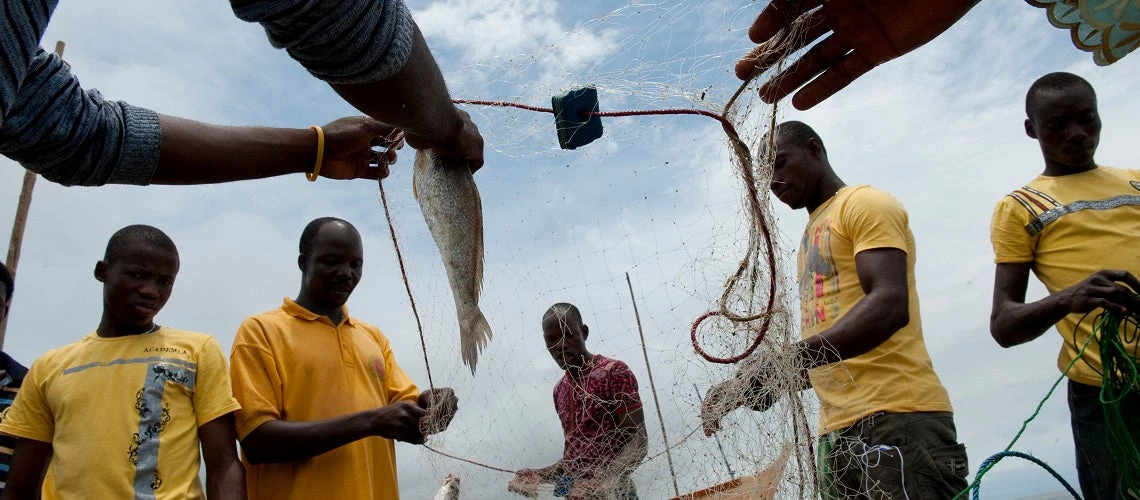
[281,297,354,326]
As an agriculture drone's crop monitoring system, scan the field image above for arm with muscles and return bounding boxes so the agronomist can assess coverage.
[0,439,52,500]
[574,407,649,496]
[240,401,426,464]
[990,265,1140,347]
[1,50,401,186]
[231,0,484,169]
[199,414,245,500]
[703,248,909,434]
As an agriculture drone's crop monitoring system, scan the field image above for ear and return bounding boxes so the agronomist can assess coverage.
[581,324,589,341]
[806,138,824,159]
[1024,118,1037,139]
[297,254,307,273]
[94,261,108,283]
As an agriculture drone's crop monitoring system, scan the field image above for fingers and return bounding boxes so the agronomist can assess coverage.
[748,0,824,44]
[1102,269,1140,295]
[790,51,875,110]
[759,34,847,104]
[735,8,829,81]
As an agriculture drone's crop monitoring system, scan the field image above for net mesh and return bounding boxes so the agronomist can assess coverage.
[383,1,874,498]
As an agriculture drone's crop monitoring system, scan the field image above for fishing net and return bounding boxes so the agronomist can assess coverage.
[374,1,860,498]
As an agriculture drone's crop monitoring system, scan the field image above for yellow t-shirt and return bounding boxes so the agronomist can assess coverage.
[990,166,1140,387]
[799,185,953,435]
[231,298,420,500]
[0,328,240,499]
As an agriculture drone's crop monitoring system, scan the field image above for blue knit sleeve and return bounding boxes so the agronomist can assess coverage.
[231,0,416,84]
[0,50,161,186]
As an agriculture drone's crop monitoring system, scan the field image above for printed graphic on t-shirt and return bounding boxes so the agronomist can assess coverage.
[369,354,386,381]
[800,217,840,329]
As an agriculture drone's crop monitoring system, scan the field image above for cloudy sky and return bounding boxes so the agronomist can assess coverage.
[1,1,1137,498]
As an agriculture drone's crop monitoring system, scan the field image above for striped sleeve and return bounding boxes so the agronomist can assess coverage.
[0,0,56,121]
[0,49,161,186]
[230,0,415,85]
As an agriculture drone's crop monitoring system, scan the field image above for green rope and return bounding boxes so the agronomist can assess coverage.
[1095,311,1140,495]
[956,307,1140,499]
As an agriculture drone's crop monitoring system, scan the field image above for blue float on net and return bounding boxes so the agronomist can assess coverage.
[552,87,603,150]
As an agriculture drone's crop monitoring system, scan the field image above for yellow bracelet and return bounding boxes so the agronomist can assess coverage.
[306,125,325,182]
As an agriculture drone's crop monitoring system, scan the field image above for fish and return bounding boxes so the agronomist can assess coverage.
[432,473,461,500]
[413,149,493,375]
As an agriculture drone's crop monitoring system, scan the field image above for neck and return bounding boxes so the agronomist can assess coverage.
[1042,158,1097,177]
[97,312,157,338]
[807,171,846,213]
[294,292,344,324]
[566,351,596,378]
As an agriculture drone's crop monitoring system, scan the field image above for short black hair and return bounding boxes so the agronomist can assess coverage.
[775,120,827,155]
[1026,72,1096,118]
[103,225,178,264]
[299,217,358,256]
[542,302,583,326]
[0,261,12,300]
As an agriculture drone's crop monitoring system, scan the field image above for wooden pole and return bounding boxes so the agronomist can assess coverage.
[625,272,680,498]
[0,41,64,349]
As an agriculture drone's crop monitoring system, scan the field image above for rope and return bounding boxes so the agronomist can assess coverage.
[451,96,780,364]
[378,173,435,392]
[970,451,1080,500]
[423,444,517,474]
[626,272,680,498]
[958,307,1140,499]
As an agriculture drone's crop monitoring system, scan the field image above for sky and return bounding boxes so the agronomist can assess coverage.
[1,1,1138,498]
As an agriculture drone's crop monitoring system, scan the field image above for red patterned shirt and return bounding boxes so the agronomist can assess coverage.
[554,355,643,480]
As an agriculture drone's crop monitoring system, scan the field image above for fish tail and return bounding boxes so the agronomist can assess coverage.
[460,307,493,375]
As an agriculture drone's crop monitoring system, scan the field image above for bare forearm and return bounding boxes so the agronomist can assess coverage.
[798,294,907,368]
[241,411,376,464]
[153,114,314,185]
[206,461,246,500]
[600,432,647,479]
[329,25,464,147]
[991,292,1071,347]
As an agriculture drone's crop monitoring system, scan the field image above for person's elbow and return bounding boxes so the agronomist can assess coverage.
[988,312,1022,348]
[875,290,910,335]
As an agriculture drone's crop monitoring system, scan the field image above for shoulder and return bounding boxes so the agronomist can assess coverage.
[352,319,391,347]
[843,185,905,213]
[593,356,637,382]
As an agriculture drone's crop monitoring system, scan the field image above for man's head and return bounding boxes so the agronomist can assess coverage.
[541,303,589,371]
[95,225,180,326]
[298,217,364,309]
[1024,72,1100,170]
[768,121,830,210]
[0,261,12,322]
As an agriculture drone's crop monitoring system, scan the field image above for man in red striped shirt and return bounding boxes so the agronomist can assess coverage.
[511,303,648,500]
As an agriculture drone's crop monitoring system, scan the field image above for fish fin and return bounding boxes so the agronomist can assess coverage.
[472,182,485,299]
[460,308,493,375]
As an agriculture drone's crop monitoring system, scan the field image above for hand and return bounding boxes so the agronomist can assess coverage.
[1062,270,1140,317]
[569,478,603,499]
[418,387,459,436]
[508,470,543,498]
[319,116,404,180]
[736,0,979,110]
[701,378,744,436]
[371,401,427,444]
[404,109,484,172]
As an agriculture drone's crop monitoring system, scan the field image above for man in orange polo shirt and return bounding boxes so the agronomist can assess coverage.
[230,217,458,499]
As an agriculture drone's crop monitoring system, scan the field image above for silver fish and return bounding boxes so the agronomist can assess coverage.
[432,474,460,500]
[413,149,493,374]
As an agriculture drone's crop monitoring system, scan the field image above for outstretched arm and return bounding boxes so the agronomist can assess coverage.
[0,438,52,500]
[239,402,425,464]
[990,264,1140,347]
[199,414,245,500]
[797,247,910,368]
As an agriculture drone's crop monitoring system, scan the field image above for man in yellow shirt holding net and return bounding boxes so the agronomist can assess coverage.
[989,72,1140,500]
[229,217,459,500]
[703,121,967,498]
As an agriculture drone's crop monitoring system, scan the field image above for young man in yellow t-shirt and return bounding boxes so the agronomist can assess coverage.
[0,225,244,499]
[229,217,459,500]
[702,122,967,498]
[989,72,1140,500]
